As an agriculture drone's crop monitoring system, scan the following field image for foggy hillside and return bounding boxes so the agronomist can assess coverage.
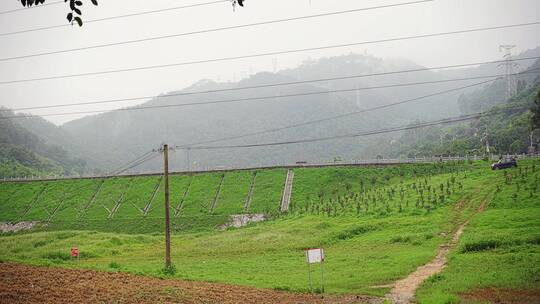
[18,49,540,174]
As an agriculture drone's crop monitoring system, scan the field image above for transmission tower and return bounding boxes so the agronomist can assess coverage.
[498,45,519,100]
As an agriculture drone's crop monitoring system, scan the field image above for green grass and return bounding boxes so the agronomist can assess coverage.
[416,161,540,303]
[0,160,538,300]
[0,209,454,295]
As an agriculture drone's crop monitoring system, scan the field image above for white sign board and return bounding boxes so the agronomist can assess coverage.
[305,248,324,264]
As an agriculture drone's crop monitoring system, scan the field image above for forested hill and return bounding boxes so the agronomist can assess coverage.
[58,51,540,173]
[0,110,86,178]
[387,74,540,158]
[3,49,540,176]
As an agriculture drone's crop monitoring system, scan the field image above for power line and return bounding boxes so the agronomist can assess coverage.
[110,152,161,176]
[184,106,526,150]
[177,67,539,147]
[0,0,231,37]
[3,71,538,120]
[2,70,539,120]
[1,21,538,85]
[176,78,500,148]
[0,0,433,60]
[0,1,63,15]
[3,56,540,113]
[107,150,158,176]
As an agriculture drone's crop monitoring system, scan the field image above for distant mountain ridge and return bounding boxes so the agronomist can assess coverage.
[6,47,540,175]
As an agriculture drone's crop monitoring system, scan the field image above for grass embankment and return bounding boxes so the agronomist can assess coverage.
[2,161,531,298]
[416,161,540,303]
[1,163,469,233]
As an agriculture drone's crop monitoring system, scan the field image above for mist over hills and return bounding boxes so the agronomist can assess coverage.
[5,47,540,176]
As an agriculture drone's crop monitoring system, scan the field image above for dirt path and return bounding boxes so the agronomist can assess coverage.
[385,202,486,304]
[0,262,379,304]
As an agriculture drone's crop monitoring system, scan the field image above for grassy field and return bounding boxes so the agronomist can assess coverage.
[0,160,539,301]
[416,161,540,303]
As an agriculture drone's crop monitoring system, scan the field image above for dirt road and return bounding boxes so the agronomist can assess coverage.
[385,201,486,304]
[0,262,379,304]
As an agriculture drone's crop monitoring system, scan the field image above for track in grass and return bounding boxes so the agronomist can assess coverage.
[385,200,486,303]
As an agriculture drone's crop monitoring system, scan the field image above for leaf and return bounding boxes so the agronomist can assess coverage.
[91,0,98,5]
[67,12,73,22]
[73,16,83,27]
[75,0,82,6]
[73,7,82,15]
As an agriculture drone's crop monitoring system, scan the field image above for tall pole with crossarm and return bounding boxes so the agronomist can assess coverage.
[162,144,171,269]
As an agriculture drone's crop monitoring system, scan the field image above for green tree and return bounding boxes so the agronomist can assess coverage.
[533,90,540,130]
[19,0,245,26]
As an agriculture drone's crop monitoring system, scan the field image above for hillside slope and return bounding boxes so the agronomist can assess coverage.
[0,110,86,178]
[59,52,532,173]
[0,159,538,301]
[386,77,540,158]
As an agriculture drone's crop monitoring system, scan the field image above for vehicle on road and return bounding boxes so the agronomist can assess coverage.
[491,157,517,170]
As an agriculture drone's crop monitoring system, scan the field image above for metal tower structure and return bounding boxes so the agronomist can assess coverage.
[498,45,519,100]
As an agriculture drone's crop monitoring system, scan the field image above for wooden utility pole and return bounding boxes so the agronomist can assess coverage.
[162,144,171,268]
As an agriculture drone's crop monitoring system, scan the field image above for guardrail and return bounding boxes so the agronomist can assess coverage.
[2,153,539,183]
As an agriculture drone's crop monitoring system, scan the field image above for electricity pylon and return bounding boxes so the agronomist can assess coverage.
[498,45,519,100]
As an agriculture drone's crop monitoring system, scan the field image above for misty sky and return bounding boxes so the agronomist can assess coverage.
[0,0,539,125]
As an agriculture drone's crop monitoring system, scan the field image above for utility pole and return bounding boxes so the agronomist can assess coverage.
[499,45,518,100]
[482,127,491,159]
[531,130,536,154]
[161,144,171,269]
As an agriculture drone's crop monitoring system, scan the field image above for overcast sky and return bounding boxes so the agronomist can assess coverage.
[0,0,539,125]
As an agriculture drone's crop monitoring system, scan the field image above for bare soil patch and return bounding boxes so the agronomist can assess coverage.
[0,221,41,233]
[0,262,380,304]
[460,288,540,304]
[219,214,266,230]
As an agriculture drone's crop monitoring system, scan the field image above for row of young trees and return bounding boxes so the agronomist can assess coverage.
[289,162,471,217]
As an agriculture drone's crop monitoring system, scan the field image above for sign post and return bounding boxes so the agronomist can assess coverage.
[305,248,324,294]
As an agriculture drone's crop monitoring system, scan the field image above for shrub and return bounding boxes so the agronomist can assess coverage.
[109,237,122,245]
[33,240,48,248]
[162,264,177,276]
[42,251,71,261]
[390,235,412,243]
[331,225,377,242]
[461,240,502,253]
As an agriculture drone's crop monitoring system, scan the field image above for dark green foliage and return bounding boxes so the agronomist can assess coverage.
[19,0,98,26]
[460,240,502,253]
[532,90,540,130]
[162,263,177,276]
[0,109,86,178]
[395,84,540,157]
[332,225,378,242]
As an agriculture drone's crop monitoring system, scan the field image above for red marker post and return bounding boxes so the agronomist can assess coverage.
[71,247,79,263]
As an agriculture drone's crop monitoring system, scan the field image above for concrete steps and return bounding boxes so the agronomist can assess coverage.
[280,169,294,212]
